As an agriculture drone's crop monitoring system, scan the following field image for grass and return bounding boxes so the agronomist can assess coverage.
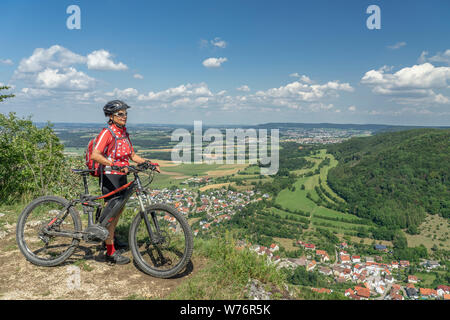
[165,233,287,299]
[406,214,450,250]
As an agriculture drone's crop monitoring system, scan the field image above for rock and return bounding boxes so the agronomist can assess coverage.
[245,279,272,300]
[0,230,9,239]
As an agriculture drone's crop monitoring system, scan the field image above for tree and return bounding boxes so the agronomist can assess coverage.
[0,86,15,102]
[0,112,69,203]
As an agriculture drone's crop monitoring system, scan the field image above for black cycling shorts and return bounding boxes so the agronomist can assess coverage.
[100,174,128,202]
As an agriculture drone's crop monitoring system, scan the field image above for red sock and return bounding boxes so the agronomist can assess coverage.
[106,243,116,256]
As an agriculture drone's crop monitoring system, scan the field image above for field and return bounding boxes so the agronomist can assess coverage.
[406,214,450,250]
[275,149,377,239]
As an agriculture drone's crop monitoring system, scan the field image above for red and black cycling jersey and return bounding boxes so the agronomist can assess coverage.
[94,123,134,175]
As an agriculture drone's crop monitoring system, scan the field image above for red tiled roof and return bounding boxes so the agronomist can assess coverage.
[355,287,370,298]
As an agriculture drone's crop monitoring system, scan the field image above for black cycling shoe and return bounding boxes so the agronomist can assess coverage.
[105,251,130,265]
[101,235,129,250]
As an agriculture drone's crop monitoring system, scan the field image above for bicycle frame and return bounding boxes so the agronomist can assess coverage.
[45,167,160,242]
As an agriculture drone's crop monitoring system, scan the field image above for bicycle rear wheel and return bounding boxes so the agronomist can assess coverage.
[129,204,193,278]
[16,195,82,267]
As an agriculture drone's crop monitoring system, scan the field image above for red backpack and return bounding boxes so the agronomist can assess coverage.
[85,126,131,177]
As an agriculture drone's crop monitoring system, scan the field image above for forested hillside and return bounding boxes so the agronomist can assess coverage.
[327,129,450,231]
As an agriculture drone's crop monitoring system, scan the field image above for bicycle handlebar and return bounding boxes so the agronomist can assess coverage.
[111,161,160,174]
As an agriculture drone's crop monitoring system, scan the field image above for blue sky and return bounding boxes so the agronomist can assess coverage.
[1,0,449,125]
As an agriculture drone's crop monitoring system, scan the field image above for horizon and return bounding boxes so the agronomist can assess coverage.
[33,119,450,129]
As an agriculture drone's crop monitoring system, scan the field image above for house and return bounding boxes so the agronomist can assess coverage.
[375,286,385,295]
[318,266,332,276]
[391,284,401,292]
[272,255,281,264]
[304,243,315,250]
[316,250,330,262]
[289,257,308,267]
[406,287,418,299]
[399,260,410,267]
[365,256,375,263]
[332,266,345,277]
[340,242,348,249]
[374,244,387,251]
[391,261,399,269]
[351,255,361,263]
[437,285,450,297]
[408,275,418,284]
[355,286,370,299]
[385,275,395,284]
[444,294,450,300]
[420,288,437,298]
[306,260,317,271]
[344,288,354,297]
[340,254,351,263]
[426,260,440,269]
[390,293,404,300]
[269,243,279,252]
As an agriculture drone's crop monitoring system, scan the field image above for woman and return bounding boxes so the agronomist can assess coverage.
[91,100,157,265]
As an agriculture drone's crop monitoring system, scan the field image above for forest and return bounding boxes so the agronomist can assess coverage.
[327,128,450,230]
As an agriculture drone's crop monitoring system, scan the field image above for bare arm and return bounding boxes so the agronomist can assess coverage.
[130,151,148,164]
[91,149,114,167]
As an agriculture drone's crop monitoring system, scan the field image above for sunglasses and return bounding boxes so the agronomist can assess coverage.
[114,112,128,118]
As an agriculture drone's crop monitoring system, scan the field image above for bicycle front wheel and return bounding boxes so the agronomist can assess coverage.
[129,204,193,278]
[16,195,82,267]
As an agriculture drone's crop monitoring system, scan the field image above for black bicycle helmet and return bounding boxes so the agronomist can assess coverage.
[103,100,131,116]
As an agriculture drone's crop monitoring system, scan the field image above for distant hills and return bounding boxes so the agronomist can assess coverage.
[326,128,450,231]
[36,121,450,132]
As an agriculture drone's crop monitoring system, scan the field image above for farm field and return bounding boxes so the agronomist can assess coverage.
[275,149,380,242]
[406,214,450,250]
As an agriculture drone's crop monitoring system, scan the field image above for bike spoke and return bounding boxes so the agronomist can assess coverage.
[134,208,188,272]
[21,199,78,262]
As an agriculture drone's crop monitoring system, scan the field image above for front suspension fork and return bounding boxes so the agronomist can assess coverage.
[137,192,162,244]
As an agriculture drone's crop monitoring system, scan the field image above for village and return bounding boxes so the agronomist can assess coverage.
[130,185,448,301]
[135,185,270,237]
[245,240,449,300]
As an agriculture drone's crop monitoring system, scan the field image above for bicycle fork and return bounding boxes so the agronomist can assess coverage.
[136,191,163,245]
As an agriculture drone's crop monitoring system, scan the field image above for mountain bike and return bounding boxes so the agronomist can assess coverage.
[16,162,194,279]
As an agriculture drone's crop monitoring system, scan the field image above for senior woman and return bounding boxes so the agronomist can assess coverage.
[91,100,156,264]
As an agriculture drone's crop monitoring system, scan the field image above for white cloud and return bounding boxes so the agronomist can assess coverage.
[387,42,406,50]
[348,105,356,112]
[20,87,52,97]
[86,50,128,71]
[17,45,86,73]
[237,85,250,92]
[138,82,213,103]
[255,80,353,102]
[0,59,13,65]
[418,49,450,65]
[289,73,313,84]
[133,73,144,79]
[361,63,450,106]
[106,87,139,99]
[35,67,96,90]
[211,37,227,48]
[428,49,450,65]
[202,57,227,68]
